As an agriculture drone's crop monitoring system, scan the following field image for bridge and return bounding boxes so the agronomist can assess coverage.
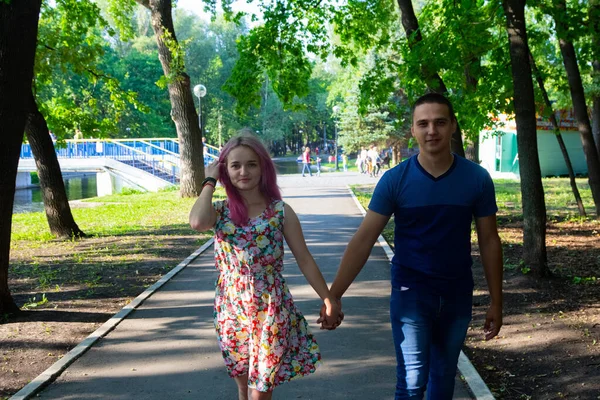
[17,138,219,195]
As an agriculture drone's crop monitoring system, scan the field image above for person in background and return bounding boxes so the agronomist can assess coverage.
[301,146,312,177]
[360,147,369,174]
[316,156,322,176]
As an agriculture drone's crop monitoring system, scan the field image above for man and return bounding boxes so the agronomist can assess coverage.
[323,93,503,399]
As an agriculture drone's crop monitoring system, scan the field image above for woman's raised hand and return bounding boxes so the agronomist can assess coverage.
[205,159,220,180]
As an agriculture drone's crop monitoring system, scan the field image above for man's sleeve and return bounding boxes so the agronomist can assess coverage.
[474,171,498,218]
[368,171,395,217]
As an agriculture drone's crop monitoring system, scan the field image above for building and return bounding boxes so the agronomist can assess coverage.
[479,110,588,179]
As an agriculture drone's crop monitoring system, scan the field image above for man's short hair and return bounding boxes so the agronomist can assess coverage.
[412,93,457,123]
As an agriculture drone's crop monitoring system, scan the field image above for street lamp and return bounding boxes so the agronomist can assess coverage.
[332,105,341,171]
[193,84,207,140]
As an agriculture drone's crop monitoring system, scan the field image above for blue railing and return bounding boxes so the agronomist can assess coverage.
[20,138,219,184]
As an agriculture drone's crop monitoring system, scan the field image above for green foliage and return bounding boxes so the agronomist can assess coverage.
[105,0,136,40]
[156,28,189,87]
[572,276,597,284]
[328,55,403,153]
[120,187,145,195]
[223,23,312,113]
[222,0,335,112]
[21,294,49,310]
[107,45,174,137]
[35,0,143,139]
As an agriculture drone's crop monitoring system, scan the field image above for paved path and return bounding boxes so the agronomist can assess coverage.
[32,171,475,399]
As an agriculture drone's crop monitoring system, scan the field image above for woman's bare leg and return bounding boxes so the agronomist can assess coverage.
[249,388,273,400]
[234,375,249,400]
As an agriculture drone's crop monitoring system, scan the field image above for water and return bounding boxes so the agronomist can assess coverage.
[274,158,302,175]
[13,173,98,214]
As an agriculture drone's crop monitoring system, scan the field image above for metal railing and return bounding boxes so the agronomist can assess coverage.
[20,138,219,184]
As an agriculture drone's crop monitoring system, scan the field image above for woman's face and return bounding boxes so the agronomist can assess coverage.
[226,146,261,191]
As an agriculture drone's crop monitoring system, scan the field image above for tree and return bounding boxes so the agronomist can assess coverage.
[328,55,399,153]
[25,93,86,238]
[29,0,124,239]
[176,11,248,145]
[549,0,600,217]
[110,0,205,197]
[0,0,42,314]
[502,0,549,277]
[395,0,465,157]
[590,0,600,157]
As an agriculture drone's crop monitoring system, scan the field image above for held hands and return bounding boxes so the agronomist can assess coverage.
[316,297,344,330]
[484,304,503,340]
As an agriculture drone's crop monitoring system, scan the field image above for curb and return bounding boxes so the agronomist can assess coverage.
[346,185,495,400]
[9,238,215,400]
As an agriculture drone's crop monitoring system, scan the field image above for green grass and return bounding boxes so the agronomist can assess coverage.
[494,177,594,218]
[320,159,358,172]
[11,186,226,242]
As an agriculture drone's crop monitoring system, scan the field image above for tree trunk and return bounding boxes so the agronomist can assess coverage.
[0,0,42,314]
[396,0,465,157]
[502,0,549,277]
[464,140,480,163]
[553,0,600,217]
[25,92,87,238]
[594,91,600,156]
[529,52,586,217]
[137,0,204,197]
[589,0,600,158]
[464,56,480,163]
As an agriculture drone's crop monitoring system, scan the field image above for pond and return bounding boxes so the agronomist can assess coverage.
[273,158,302,175]
[13,173,97,214]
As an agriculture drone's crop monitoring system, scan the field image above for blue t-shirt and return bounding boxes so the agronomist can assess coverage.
[368,154,498,295]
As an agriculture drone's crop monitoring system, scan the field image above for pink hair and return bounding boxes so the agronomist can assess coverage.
[217,131,282,226]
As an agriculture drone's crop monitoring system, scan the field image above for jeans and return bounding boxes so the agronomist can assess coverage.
[390,286,472,400]
[302,162,312,176]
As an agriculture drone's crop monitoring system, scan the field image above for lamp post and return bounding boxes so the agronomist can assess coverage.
[332,105,340,171]
[193,84,207,140]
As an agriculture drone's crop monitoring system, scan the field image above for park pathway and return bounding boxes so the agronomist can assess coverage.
[24,171,477,399]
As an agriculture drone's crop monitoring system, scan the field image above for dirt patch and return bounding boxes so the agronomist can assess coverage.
[466,218,600,399]
[1,229,209,399]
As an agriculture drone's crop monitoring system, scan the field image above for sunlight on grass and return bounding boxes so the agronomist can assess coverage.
[11,187,226,242]
[494,177,594,218]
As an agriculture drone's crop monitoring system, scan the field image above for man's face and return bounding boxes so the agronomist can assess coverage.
[411,102,456,155]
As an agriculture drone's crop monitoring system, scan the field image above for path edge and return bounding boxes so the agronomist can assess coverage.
[9,238,215,400]
[346,185,495,400]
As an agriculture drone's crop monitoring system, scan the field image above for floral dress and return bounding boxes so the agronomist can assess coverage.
[213,199,321,392]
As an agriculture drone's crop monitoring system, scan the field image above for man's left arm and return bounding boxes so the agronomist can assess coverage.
[475,214,503,340]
